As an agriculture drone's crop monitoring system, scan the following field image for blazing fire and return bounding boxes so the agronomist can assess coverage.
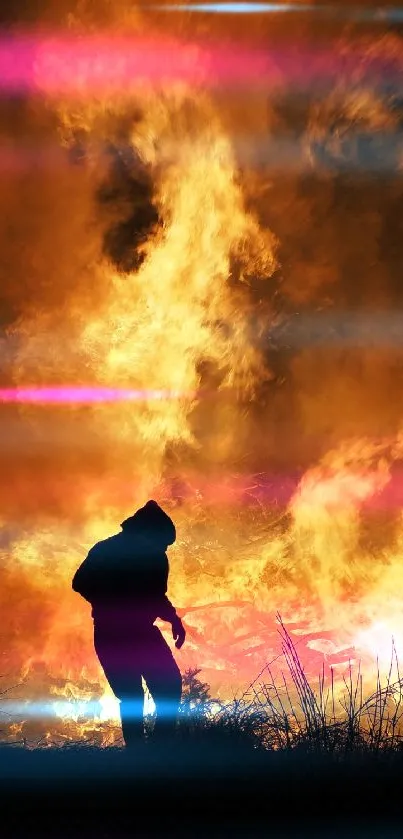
[1,2,403,745]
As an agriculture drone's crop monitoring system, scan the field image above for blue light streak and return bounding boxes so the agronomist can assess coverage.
[159,2,311,11]
[152,3,403,21]
[0,699,199,720]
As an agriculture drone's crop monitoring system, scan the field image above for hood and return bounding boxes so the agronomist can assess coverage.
[121,499,176,549]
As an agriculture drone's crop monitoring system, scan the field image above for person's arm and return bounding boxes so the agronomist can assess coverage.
[156,554,186,649]
[157,595,178,623]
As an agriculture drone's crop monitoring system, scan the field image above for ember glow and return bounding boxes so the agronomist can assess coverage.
[1,0,403,746]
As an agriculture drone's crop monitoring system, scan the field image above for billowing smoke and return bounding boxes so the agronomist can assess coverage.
[1,0,403,741]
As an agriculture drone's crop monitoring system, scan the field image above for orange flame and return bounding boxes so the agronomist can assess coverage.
[1,5,402,744]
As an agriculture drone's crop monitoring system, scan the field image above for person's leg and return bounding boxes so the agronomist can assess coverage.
[94,628,145,746]
[141,626,182,742]
[118,681,145,747]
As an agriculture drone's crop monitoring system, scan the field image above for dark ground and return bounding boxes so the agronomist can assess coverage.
[1,741,403,839]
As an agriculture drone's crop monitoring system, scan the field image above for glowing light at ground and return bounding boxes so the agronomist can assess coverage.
[0,698,176,721]
[354,622,403,671]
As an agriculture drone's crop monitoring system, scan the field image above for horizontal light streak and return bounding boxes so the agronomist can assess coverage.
[0,387,190,405]
[0,699,206,720]
[268,312,403,349]
[0,35,271,94]
[0,133,402,174]
[0,34,398,97]
[154,2,314,11]
[0,469,402,511]
[154,2,403,20]
[155,2,314,11]
[0,700,110,720]
[1,315,403,393]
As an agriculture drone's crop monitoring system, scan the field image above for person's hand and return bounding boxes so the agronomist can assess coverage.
[172,616,186,649]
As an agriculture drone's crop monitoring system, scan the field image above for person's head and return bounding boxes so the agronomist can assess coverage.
[120,499,176,550]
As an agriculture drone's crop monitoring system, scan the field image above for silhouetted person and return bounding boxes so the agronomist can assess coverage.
[72,500,185,747]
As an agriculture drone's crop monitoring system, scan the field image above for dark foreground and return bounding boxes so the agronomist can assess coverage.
[1,740,403,839]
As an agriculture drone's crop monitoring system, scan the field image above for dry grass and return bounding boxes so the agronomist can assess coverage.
[3,615,403,760]
[174,614,403,759]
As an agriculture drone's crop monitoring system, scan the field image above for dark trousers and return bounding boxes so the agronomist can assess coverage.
[94,622,182,746]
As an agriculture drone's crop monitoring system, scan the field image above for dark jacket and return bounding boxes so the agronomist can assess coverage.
[72,526,178,631]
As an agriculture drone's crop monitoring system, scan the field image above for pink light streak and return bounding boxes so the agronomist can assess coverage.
[0,34,272,95]
[0,33,398,98]
[0,386,191,405]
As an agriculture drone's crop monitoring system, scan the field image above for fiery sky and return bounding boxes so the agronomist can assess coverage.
[1,1,403,743]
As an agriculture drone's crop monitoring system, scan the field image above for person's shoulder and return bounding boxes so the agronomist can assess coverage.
[89,532,122,555]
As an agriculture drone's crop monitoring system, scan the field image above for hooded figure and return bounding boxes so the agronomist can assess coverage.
[72,500,185,746]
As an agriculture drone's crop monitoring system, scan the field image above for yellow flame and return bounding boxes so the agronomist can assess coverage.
[4,17,403,745]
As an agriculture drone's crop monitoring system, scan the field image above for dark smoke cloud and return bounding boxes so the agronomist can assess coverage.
[0,2,403,511]
[97,144,160,272]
